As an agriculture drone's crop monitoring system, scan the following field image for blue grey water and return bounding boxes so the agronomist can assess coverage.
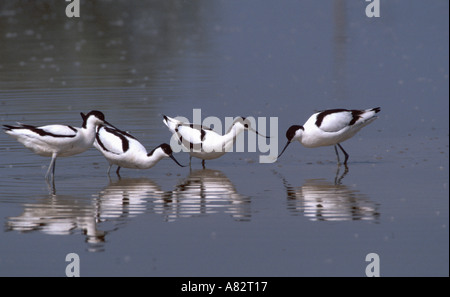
[0,0,448,276]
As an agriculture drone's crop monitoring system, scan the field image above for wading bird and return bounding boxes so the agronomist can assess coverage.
[278,107,380,166]
[3,110,112,181]
[94,124,185,176]
[163,115,269,168]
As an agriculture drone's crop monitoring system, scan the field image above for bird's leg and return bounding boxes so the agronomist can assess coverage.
[337,143,349,167]
[202,159,205,169]
[116,166,121,178]
[45,153,57,181]
[334,145,341,165]
[107,164,112,175]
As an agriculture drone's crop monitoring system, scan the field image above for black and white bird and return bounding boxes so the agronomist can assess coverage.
[162,115,268,168]
[94,124,185,176]
[278,107,381,166]
[3,110,111,181]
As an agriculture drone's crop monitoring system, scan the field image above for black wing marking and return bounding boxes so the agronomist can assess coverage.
[96,126,133,154]
[315,109,364,128]
[4,124,77,138]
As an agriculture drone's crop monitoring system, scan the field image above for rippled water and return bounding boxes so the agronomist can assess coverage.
[0,0,448,276]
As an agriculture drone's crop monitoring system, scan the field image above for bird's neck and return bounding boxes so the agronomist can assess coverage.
[79,124,97,144]
[223,124,245,145]
[141,149,165,169]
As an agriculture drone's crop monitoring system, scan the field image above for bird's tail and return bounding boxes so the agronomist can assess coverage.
[3,123,27,133]
[3,125,15,131]
[371,107,381,113]
[162,115,180,133]
[359,107,380,126]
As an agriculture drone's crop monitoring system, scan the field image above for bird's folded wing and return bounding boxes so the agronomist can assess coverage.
[317,111,354,133]
[25,124,78,138]
[175,125,204,145]
[95,127,128,154]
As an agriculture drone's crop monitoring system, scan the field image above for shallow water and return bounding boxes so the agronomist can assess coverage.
[0,0,448,276]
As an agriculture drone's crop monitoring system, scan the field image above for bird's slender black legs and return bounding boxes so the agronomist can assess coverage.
[333,144,349,184]
[188,156,206,169]
[334,143,349,167]
[334,145,340,164]
[106,164,121,179]
[337,143,349,166]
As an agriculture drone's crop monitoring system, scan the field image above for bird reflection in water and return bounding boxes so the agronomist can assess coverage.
[155,169,251,222]
[277,171,380,222]
[6,194,106,252]
[6,179,172,252]
[6,170,251,251]
[98,170,252,222]
[96,178,170,220]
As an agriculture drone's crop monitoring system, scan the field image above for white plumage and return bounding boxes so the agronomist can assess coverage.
[94,124,185,175]
[278,107,380,166]
[3,110,110,181]
[162,115,268,167]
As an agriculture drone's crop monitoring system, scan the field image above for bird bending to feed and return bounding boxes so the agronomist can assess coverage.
[278,107,380,166]
[94,124,185,176]
[3,110,112,181]
[162,115,269,168]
